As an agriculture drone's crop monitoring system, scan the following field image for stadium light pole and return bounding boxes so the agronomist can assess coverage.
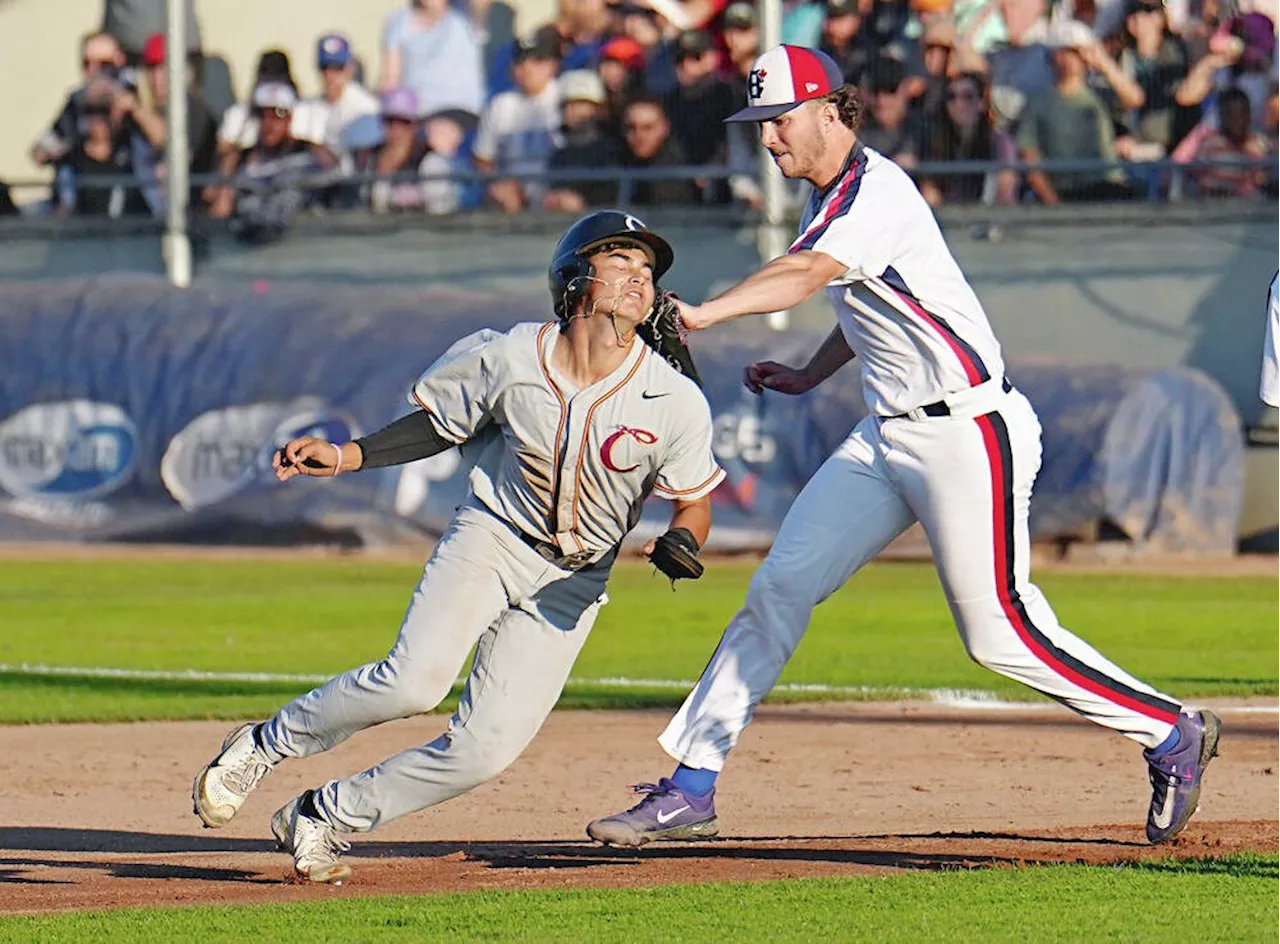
[756,0,790,330]
[163,0,192,288]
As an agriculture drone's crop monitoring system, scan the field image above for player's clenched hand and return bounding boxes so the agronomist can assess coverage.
[744,360,813,396]
[675,298,711,332]
[274,436,343,481]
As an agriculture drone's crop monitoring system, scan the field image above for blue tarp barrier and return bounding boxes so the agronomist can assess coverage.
[0,276,1244,552]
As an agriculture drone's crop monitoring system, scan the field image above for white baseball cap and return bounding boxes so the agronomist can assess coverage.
[725,44,847,123]
[559,69,606,105]
[252,81,297,111]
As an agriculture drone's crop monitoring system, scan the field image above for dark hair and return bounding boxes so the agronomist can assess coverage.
[922,72,996,203]
[824,84,862,131]
[623,92,668,119]
[1219,85,1252,113]
[927,72,994,162]
[256,48,297,91]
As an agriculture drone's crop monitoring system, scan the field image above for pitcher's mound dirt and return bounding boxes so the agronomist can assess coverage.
[1,701,1275,914]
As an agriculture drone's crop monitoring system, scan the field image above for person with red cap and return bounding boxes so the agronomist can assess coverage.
[134,32,219,209]
[585,43,1220,851]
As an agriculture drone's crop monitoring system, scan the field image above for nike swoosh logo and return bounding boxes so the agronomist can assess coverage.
[1151,784,1177,830]
[655,805,689,825]
[641,391,670,400]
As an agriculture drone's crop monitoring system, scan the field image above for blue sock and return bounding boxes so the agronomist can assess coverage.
[1151,725,1181,755]
[671,764,718,797]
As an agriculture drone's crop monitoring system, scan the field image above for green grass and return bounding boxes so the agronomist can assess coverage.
[1,854,1274,943]
[0,558,1274,723]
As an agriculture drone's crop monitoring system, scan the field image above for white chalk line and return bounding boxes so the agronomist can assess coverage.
[1,663,1276,713]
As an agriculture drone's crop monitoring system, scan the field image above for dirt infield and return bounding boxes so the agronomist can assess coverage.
[2,546,1271,915]
[0,701,1275,914]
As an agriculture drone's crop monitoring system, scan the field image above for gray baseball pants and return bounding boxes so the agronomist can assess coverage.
[258,502,610,832]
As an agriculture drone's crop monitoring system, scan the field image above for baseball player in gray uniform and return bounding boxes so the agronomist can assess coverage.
[191,210,724,883]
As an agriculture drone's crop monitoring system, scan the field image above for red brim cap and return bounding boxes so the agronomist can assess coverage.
[725,44,846,122]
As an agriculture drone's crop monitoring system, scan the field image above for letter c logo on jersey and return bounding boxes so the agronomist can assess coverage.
[600,425,658,474]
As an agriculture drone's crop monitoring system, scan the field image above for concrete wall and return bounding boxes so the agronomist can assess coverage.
[0,0,555,194]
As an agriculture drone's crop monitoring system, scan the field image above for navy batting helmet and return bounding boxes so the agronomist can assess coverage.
[548,210,674,320]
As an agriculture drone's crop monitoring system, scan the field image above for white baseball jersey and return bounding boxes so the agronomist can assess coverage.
[791,144,1006,417]
[409,322,724,556]
[1261,273,1279,408]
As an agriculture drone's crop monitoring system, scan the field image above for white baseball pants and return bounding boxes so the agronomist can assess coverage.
[659,383,1182,771]
[259,502,608,832]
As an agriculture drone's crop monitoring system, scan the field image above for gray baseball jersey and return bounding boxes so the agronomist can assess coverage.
[409,321,725,557]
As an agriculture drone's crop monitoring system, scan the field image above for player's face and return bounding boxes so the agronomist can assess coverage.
[759,102,827,180]
[584,245,656,325]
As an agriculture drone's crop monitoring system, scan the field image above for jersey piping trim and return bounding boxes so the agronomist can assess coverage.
[789,145,868,254]
[567,343,649,539]
[851,269,989,388]
[407,393,465,444]
[652,465,727,499]
[535,321,570,536]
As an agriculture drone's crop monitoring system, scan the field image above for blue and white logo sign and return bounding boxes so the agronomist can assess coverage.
[162,399,362,509]
[0,401,136,500]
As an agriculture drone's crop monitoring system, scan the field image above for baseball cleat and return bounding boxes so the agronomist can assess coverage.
[192,722,276,828]
[586,778,719,847]
[1144,709,1222,844]
[272,792,352,884]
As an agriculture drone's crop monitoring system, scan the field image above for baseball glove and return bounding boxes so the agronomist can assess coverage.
[637,290,702,387]
[649,527,705,585]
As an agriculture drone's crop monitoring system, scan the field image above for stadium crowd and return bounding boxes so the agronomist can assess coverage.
[19,0,1280,232]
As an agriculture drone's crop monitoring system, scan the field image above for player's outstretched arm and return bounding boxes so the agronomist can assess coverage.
[274,411,458,482]
[679,251,848,332]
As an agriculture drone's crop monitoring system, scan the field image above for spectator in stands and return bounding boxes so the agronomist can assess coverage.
[664,29,738,197]
[1111,0,1190,156]
[379,0,486,142]
[620,94,700,204]
[216,50,300,154]
[1018,20,1131,203]
[599,36,650,139]
[30,32,128,173]
[918,17,958,118]
[357,86,463,215]
[821,0,875,86]
[132,33,218,214]
[555,0,614,71]
[102,0,202,66]
[859,57,926,168]
[986,0,1055,130]
[293,35,381,157]
[474,29,564,213]
[919,71,1020,206]
[721,3,760,93]
[208,82,338,221]
[1189,86,1272,195]
[544,69,622,210]
[59,78,151,218]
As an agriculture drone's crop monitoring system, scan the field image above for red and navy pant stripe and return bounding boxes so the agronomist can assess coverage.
[974,410,1182,726]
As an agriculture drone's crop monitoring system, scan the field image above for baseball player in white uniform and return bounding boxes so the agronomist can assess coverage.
[192,211,724,883]
[587,45,1220,849]
[1260,273,1278,408]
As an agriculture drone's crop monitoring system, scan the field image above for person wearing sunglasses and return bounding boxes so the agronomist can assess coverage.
[29,32,128,173]
[919,71,1019,207]
[208,82,338,227]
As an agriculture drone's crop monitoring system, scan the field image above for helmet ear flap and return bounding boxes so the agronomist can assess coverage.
[557,259,596,321]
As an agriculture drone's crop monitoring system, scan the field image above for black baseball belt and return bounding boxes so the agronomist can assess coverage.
[885,377,1012,421]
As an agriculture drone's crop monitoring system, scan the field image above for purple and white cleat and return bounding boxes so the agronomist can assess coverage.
[1144,709,1222,844]
[587,778,719,847]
